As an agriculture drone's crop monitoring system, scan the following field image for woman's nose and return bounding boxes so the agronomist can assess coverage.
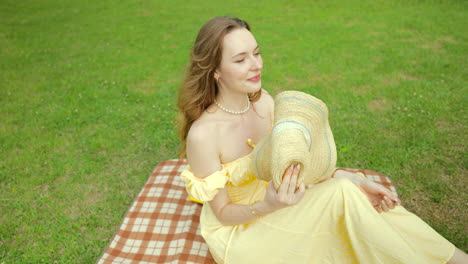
[251,56,263,70]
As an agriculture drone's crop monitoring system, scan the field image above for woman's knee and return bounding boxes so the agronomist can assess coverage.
[332,177,358,192]
[328,178,366,204]
[315,178,358,203]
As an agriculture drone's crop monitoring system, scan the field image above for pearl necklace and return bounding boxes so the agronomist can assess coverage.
[214,96,250,115]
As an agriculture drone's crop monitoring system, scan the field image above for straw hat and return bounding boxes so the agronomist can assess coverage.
[252,91,337,189]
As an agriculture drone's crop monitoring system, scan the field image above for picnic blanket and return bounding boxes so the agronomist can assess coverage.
[97,159,398,264]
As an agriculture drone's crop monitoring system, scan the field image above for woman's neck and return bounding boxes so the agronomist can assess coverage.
[216,90,249,112]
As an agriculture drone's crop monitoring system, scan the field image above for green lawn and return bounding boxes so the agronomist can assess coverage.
[1,0,466,262]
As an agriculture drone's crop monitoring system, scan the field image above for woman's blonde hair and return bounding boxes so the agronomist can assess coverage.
[176,16,262,157]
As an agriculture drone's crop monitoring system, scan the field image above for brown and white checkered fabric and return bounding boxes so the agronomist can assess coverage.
[97,160,397,264]
[97,159,216,264]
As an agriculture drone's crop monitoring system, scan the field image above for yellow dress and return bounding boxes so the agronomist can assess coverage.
[180,152,455,264]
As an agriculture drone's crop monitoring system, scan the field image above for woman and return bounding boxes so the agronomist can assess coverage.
[177,16,467,264]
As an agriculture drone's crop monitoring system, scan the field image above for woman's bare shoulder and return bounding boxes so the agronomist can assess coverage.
[188,115,216,138]
[187,115,220,154]
[186,114,223,177]
[253,89,274,118]
[261,88,274,105]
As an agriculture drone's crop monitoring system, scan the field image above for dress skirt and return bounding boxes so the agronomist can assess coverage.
[200,178,454,264]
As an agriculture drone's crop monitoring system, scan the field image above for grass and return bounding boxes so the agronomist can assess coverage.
[1,0,466,262]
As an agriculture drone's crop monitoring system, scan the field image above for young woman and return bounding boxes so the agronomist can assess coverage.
[177,16,467,264]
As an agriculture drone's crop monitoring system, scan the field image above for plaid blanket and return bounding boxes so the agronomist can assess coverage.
[97,159,398,264]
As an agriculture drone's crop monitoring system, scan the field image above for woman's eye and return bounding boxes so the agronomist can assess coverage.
[255,52,261,56]
[235,59,245,63]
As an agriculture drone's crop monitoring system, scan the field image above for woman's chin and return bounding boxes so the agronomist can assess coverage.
[246,82,262,93]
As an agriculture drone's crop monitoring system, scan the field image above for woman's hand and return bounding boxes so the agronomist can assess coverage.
[334,169,400,213]
[262,164,306,212]
[358,179,400,213]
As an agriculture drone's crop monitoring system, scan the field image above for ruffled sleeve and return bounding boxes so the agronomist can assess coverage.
[180,166,230,203]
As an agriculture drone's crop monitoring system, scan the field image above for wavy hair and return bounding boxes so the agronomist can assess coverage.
[176,16,262,157]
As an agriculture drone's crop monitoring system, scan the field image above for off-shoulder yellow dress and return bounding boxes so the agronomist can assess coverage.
[180,151,454,264]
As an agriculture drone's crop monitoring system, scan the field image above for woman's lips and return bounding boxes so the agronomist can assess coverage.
[248,74,261,82]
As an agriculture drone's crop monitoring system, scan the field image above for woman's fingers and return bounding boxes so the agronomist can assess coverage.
[384,196,395,210]
[374,204,382,213]
[278,165,293,193]
[359,176,401,213]
[380,199,389,212]
[296,182,306,199]
[274,164,305,206]
[388,195,400,205]
[381,188,400,205]
[288,164,300,194]
[377,196,400,213]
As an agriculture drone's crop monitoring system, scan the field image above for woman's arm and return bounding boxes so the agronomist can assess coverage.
[210,165,305,225]
[186,122,256,225]
[333,169,400,212]
[187,123,305,225]
[208,187,261,225]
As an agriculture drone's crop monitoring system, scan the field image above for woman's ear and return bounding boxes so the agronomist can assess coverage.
[214,72,220,81]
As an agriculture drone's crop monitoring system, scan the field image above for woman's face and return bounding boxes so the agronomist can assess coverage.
[215,28,263,95]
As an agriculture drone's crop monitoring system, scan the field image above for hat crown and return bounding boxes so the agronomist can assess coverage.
[253,91,337,189]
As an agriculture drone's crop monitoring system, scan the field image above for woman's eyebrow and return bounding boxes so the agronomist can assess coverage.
[231,45,260,58]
